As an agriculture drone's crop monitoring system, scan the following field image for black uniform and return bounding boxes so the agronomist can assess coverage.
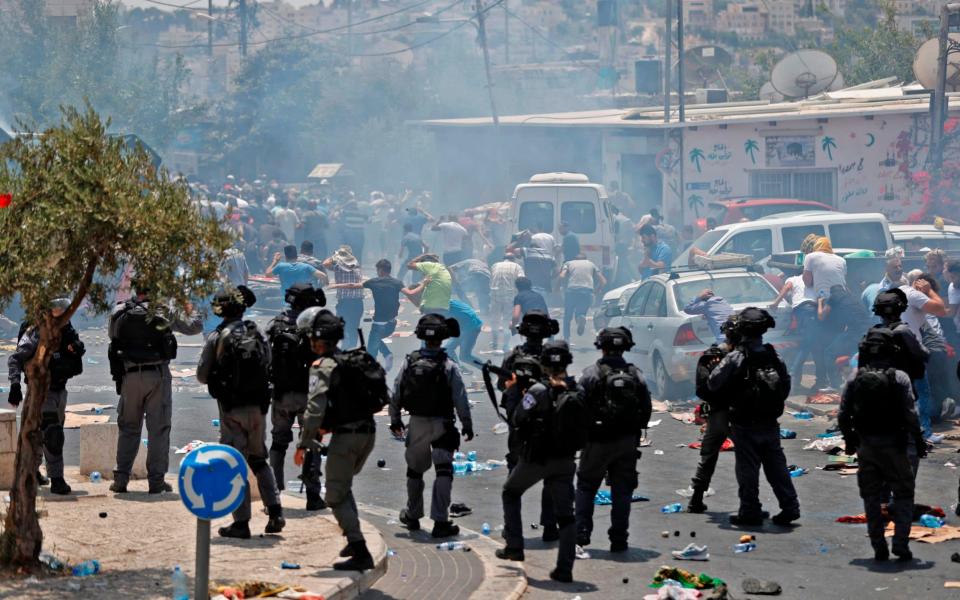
[708,337,799,524]
[688,343,733,508]
[574,356,650,548]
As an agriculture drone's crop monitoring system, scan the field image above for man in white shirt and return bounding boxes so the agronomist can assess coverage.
[529,222,556,254]
[559,255,605,340]
[272,197,299,243]
[488,254,524,352]
[945,261,960,345]
[432,216,469,266]
[900,278,947,341]
[770,274,822,387]
[802,237,847,299]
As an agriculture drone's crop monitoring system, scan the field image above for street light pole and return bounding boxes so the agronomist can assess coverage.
[476,0,500,127]
[207,0,214,57]
[664,0,672,123]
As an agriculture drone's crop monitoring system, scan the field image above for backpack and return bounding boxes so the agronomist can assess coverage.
[732,344,788,422]
[399,350,452,417]
[49,325,85,386]
[113,301,177,364]
[212,320,270,408]
[591,364,649,435]
[268,314,313,393]
[848,366,901,434]
[327,348,389,425]
[552,388,589,454]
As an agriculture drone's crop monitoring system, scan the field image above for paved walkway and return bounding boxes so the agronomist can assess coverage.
[0,468,386,599]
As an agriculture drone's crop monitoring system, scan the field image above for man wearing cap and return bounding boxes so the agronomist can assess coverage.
[323,246,364,349]
[391,314,474,539]
[8,298,85,495]
[108,284,203,494]
[197,286,285,538]
[574,327,651,552]
[266,282,327,510]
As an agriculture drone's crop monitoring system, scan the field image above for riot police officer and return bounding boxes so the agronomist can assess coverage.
[707,307,800,527]
[296,307,385,571]
[196,286,285,538]
[108,283,202,493]
[266,282,326,510]
[391,314,474,539]
[686,315,739,513]
[7,298,85,495]
[498,309,560,541]
[574,327,651,552]
[839,327,923,562]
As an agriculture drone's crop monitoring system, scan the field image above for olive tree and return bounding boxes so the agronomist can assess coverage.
[0,105,231,567]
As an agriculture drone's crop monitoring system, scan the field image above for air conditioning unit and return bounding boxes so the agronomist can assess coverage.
[695,88,728,104]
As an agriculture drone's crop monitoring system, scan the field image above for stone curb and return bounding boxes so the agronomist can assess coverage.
[359,504,527,600]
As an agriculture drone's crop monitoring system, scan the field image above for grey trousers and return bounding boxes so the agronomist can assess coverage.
[114,368,172,485]
[41,389,68,478]
[730,422,800,518]
[325,429,376,543]
[220,405,281,523]
[858,441,915,553]
[691,408,730,492]
[574,435,638,545]
[503,456,576,575]
[404,415,456,523]
[269,391,322,493]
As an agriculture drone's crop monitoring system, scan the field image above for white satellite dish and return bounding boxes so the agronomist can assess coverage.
[913,35,960,91]
[770,50,839,99]
[759,81,784,102]
[828,72,846,91]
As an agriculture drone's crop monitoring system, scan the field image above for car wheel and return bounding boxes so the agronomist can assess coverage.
[653,354,678,401]
[593,308,608,332]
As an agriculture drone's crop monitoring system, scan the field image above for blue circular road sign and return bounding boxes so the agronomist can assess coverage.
[178,444,248,520]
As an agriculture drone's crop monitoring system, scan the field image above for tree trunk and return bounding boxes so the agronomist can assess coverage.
[2,319,60,567]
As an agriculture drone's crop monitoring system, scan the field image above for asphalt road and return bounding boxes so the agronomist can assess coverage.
[18,298,960,599]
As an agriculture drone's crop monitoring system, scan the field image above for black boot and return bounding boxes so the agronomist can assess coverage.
[334,541,374,571]
[266,504,285,534]
[219,521,251,539]
[399,509,420,531]
[340,544,355,558]
[549,568,573,583]
[872,540,889,562]
[687,489,707,514]
[495,547,525,561]
[431,521,460,538]
[541,524,559,543]
[306,491,327,511]
[49,477,71,495]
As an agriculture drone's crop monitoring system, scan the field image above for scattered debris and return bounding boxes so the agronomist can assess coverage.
[742,578,782,595]
[689,439,734,452]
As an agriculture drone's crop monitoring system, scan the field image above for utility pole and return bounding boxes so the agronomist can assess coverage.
[677,0,685,123]
[347,0,354,56]
[664,0,672,123]
[238,0,248,57]
[931,3,955,172]
[504,0,510,64]
[476,0,500,126]
[207,0,214,57]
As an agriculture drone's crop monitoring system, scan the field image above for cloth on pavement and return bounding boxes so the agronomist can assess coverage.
[885,522,960,543]
[807,391,841,404]
[651,566,725,589]
[64,403,113,413]
[63,413,110,429]
[689,438,734,451]
[803,436,844,452]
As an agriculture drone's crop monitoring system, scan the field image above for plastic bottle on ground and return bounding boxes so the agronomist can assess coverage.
[481,522,491,535]
[71,560,100,576]
[661,503,683,513]
[733,542,757,553]
[436,541,470,551]
[453,462,468,475]
[90,471,102,483]
[467,450,477,461]
[920,514,944,528]
[453,451,466,461]
[492,422,509,435]
[172,565,188,600]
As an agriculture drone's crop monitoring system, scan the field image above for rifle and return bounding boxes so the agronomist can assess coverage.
[474,360,508,421]
[357,327,366,351]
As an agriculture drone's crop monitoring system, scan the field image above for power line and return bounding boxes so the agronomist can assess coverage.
[141,0,208,11]
[257,0,466,38]
[502,6,612,81]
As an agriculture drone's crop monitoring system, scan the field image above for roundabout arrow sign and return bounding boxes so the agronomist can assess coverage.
[178,444,248,521]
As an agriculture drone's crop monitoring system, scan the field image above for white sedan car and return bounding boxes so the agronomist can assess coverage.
[607,268,795,399]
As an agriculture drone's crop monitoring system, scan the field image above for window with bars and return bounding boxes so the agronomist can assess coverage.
[748,170,836,206]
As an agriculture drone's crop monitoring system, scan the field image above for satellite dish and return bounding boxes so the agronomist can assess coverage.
[914,35,960,91]
[759,81,784,102]
[828,72,846,91]
[680,45,733,88]
[770,50,839,99]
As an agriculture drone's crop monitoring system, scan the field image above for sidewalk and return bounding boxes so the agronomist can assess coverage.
[0,467,387,599]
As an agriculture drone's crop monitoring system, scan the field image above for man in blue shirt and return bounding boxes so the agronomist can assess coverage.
[638,224,672,279]
[683,289,735,343]
[444,299,483,371]
[266,245,327,299]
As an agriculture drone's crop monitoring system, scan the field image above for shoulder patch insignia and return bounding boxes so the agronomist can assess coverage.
[522,393,536,410]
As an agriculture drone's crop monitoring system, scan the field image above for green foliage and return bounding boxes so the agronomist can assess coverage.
[829,1,920,85]
[0,104,231,322]
[0,0,203,150]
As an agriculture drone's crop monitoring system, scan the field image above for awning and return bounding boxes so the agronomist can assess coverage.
[307,163,346,179]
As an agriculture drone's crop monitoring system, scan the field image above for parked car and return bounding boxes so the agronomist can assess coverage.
[592,281,640,332]
[708,197,835,225]
[674,211,893,268]
[607,268,795,399]
[890,224,960,252]
[509,172,617,275]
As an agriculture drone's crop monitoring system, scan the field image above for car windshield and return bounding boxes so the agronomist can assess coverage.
[673,275,776,308]
[692,229,726,252]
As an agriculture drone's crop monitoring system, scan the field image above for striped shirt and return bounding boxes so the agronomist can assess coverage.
[333,263,364,300]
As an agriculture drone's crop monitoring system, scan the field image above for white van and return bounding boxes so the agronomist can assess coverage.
[673,211,893,267]
[510,173,617,273]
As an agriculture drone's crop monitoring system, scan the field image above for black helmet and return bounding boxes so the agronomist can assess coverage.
[873,288,908,319]
[518,310,559,339]
[594,326,634,351]
[285,282,326,311]
[415,313,460,342]
[858,326,900,365]
[736,307,775,337]
[541,340,573,370]
[511,355,543,385]
[720,313,742,344]
[211,285,256,316]
[297,307,344,341]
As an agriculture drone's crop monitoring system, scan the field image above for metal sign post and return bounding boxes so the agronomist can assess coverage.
[178,444,249,600]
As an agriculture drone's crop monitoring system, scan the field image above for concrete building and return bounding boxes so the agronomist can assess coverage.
[717,2,769,41]
[683,0,715,29]
[766,0,796,35]
[418,85,958,225]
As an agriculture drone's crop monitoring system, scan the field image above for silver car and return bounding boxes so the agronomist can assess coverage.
[607,268,795,399]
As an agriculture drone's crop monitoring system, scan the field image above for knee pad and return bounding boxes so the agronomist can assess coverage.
[406,468,424,480]
[557,515,576,528]
[435,462,453,479]
[248,456,268,472]
[43,424,65,454]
